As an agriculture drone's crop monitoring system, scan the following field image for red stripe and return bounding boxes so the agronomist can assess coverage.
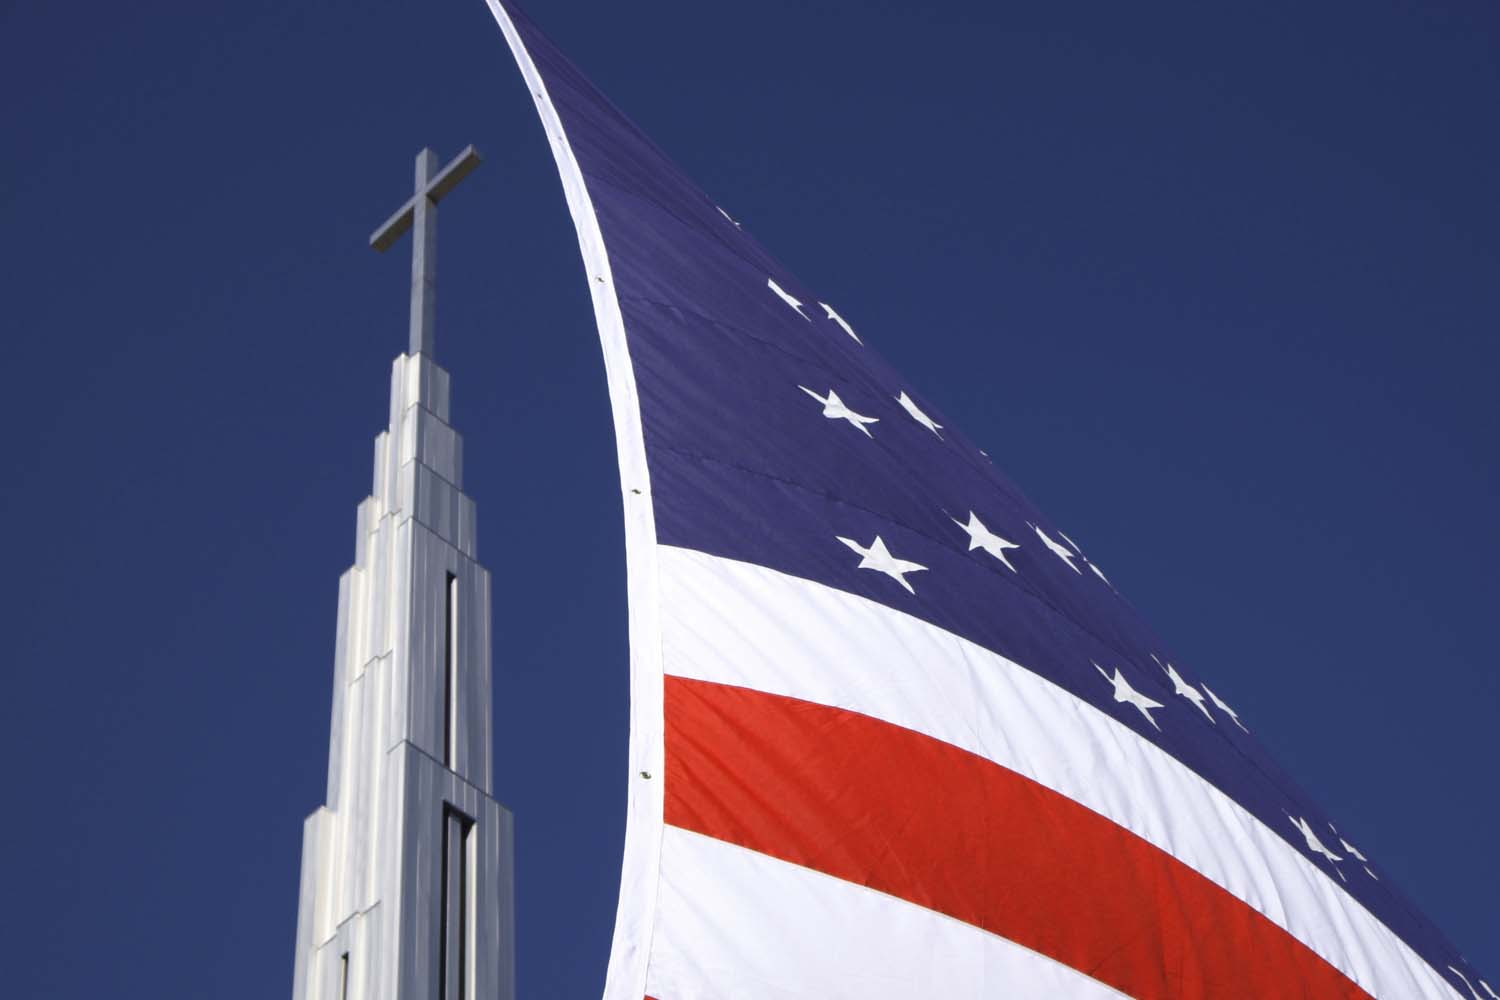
[664,675,1373,1000]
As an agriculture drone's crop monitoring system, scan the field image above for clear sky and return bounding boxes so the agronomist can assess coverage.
[1,0,1495,996]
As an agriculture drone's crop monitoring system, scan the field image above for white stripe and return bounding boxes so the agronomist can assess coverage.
[647,827,1128,1000]
[660,545,1462,1000]
[480,7,666,1000]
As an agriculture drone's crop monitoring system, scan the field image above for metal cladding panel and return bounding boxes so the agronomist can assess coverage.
[466,563,494,794]
[447,557,494,793]
[348,565,372,682]
[388,356,407,435]
[347,667,377,915]
[367,517,397,669]
[354,497,379,566]
[326,572,352,805]
[400,408,463,490]
[291,808,328,1000]
[385,518,413,744]
[403,353,452,424]
[404,522,442,761]
[371,431,390,508]
[406,462,478,557]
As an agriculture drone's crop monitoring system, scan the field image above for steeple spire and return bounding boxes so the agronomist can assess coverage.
[292,148,513,1000]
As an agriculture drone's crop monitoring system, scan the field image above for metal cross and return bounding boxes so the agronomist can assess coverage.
[370,146,483,358]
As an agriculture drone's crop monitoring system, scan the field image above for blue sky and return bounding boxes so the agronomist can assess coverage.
[1,0,1495,995]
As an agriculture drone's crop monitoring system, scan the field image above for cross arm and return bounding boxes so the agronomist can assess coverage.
[369,145,484,252]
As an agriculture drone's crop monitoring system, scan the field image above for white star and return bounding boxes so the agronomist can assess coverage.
[1288,815,1343,864]
[717,205,742,227]
[896,391,943,437]
[1057,530,1112,586]
[1031,523,1082,574]
[1201,683,1249,733]
[1153,657,1215,724]
[818,302,862,343]
[1449,967,1483,1000]
[1337,837,1368,863]
[1094,662,1164,730]
[952,511,1019,572]
[768,277,810,320]
[799,386,879,437]
[837,535,927,593]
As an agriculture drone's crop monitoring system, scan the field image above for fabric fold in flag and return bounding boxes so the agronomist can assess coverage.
[479,1,1487,997]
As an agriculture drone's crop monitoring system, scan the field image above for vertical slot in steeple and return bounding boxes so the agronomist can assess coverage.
[439,805,475,1000]
[444,571,459,769]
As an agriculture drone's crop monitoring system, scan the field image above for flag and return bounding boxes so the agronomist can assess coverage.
[482,2,1489,997]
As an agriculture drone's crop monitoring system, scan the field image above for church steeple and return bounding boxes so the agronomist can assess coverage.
[291,148,514,1000]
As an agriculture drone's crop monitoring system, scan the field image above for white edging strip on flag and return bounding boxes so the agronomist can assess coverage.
[481,6,666,1000]
[659,545,1462,1000]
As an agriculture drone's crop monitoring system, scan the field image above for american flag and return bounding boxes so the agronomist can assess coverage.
[484,2,1490,997]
